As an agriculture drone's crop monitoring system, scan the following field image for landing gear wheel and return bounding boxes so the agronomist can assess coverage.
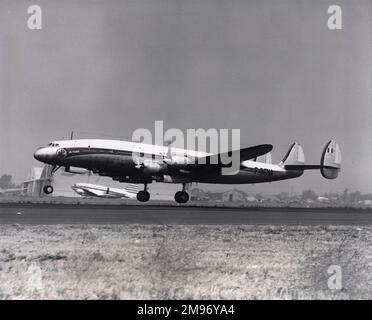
[175,191,189,204]
[137,190,150,202]
[43,185,54,194]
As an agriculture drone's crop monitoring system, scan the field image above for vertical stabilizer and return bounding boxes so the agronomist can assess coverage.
[280,142,305,166]
[320,140,341,179]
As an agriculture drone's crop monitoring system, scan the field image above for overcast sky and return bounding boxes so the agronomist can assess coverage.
[0,0,371,194]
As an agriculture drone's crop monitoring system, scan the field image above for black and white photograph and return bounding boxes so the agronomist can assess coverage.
[0,0,371,304]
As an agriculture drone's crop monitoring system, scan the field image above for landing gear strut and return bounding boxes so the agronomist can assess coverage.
[174,183,189,204]
[137,184,150,202]
[42,165,60,195]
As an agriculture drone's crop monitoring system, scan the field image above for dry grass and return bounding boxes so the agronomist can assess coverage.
[0,224,371,299]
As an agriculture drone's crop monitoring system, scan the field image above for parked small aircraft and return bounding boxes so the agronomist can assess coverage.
[71,182,139,199]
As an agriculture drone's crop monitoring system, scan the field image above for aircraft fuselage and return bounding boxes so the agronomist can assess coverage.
[34,139,303,185]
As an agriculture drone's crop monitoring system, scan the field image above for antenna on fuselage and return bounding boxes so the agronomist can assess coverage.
[70,131,74,140]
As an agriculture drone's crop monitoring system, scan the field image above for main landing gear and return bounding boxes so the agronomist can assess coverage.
[137,184,150,202]
[136,183,190,204]
[174,184,189,204]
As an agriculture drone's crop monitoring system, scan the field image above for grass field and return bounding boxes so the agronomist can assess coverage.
[0,224,371,299]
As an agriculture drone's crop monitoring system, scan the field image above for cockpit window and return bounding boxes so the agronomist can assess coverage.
[48,143,60,147]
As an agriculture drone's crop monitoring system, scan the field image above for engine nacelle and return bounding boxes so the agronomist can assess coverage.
[142,159,164,175]
[164,154,195,168]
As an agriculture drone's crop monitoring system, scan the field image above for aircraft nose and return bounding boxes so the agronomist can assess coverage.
[34,147,47,162]
[34,147,56,163]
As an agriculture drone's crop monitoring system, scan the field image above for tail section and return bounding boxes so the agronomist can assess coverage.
[280,142,305,166]
[320,140,341,179]
[255,152,272,164]
[283,140,341,179]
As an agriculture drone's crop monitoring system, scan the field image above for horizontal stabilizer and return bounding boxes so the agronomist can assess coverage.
[285,164,339,171]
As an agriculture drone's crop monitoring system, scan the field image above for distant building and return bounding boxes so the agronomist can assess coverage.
[203,191,223,202]
[317,196,330,202]
[190,188,209,201]
[22,166,51,197]
[358,194,372,206]
[361,194,372,201]
[151,193,174,201]
[246,196,258,202]
[190,188,258,203]
[221,189,247,202]
[261,194,279,202]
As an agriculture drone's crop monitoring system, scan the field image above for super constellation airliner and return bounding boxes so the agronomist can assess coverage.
[34,139,341,203]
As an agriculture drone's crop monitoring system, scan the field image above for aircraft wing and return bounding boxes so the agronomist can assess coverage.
[196,144,273,167]
[78,188,104,197]
[79,187,129,198]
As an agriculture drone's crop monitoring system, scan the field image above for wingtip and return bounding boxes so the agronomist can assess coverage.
[261,144,273,152]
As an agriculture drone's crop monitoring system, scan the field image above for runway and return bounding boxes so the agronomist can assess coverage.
[1,203,372,225]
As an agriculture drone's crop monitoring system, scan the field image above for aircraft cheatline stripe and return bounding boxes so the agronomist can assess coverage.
[62,146,274,165]
[64,147,156,159]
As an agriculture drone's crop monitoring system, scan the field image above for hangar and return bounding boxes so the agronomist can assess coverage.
[22,166,51,197]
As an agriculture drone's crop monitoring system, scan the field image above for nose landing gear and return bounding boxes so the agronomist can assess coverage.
[43,185,54,194]
[42,165,60,195]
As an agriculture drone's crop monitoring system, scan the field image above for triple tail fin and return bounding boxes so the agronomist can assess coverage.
[283,140,341,179]
[254,152,272,164]
[279,142,305,166]
[320,140,341,179]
